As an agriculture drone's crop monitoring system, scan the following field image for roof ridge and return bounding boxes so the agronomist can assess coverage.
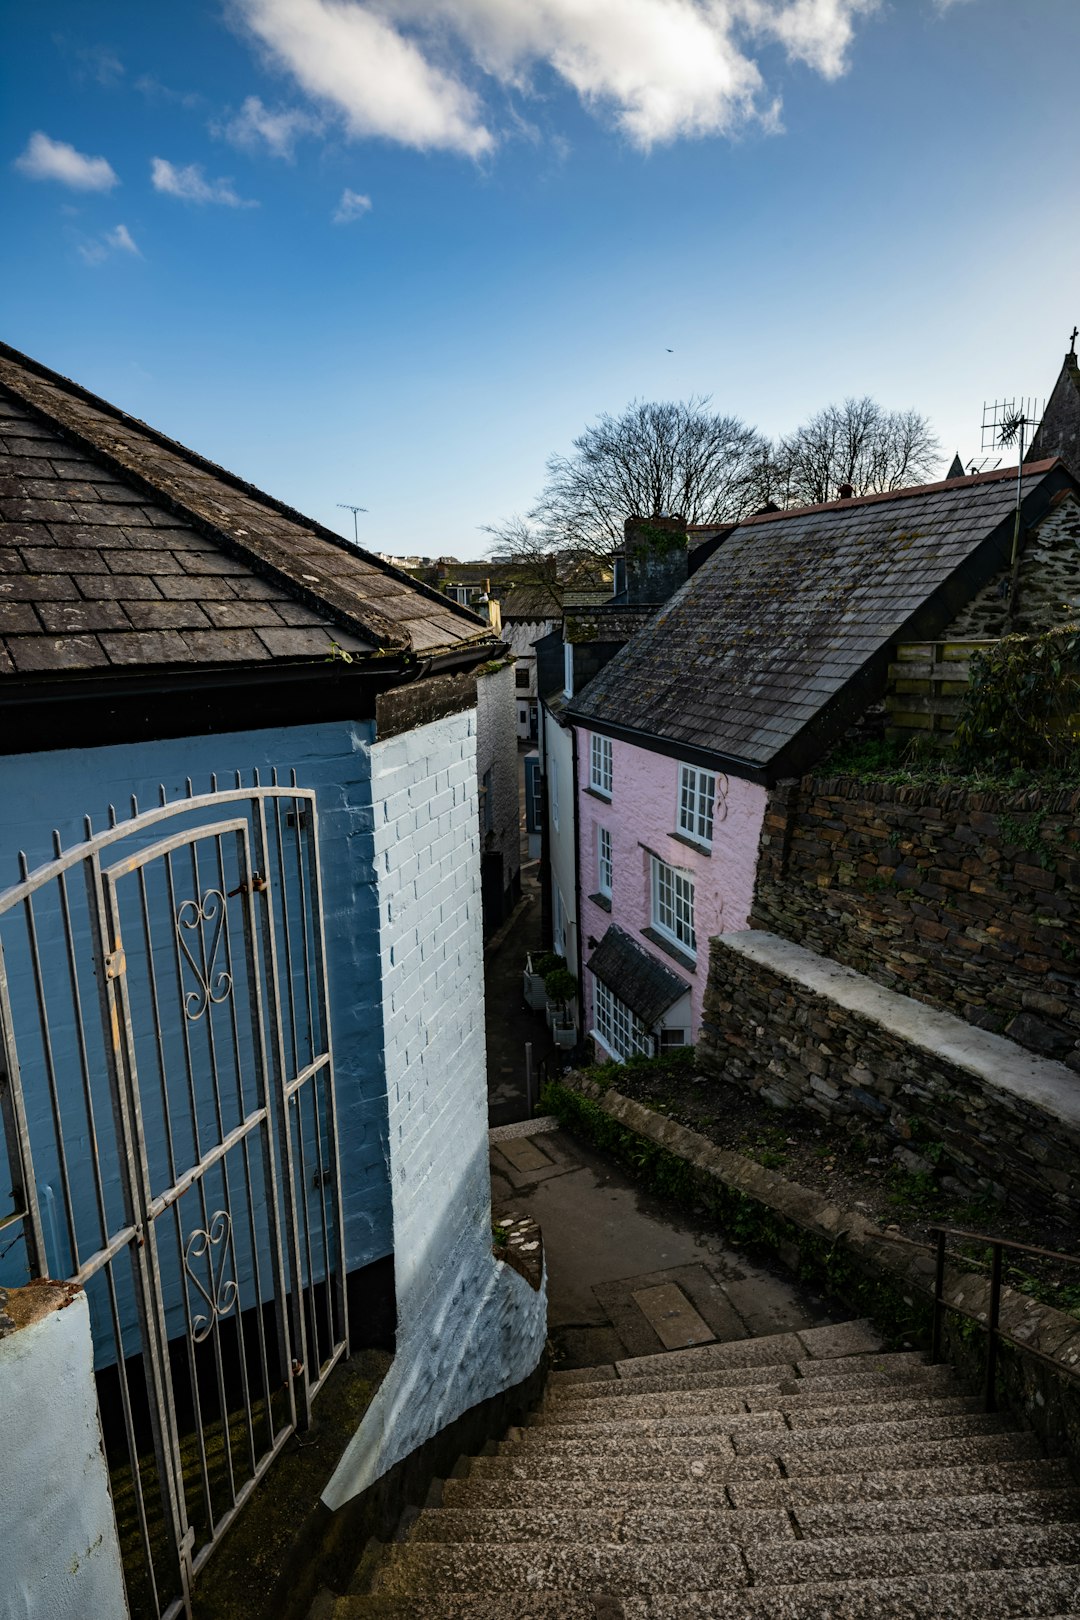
[737,460,1061,527]
[0,339,490,645]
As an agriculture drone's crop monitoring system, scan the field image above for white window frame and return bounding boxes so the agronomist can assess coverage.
[659,1027,687,1050]
[593,978,653,1062]
[563,641,574,699]
[597,826,612,898]
[651,857,696,956]
[589,734,613,798]
[553,884,567,959]
[550,755,559,832]
[677,764,716,847]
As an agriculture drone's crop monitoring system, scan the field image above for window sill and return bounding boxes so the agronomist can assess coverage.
[585,785,612,803]
[669,829,711,857]
[641,926,697,976]
[588,892,612,912]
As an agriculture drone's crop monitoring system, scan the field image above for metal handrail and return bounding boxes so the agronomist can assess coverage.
[928,1224,1080,1411]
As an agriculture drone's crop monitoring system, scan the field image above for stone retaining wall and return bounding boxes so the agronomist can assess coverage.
[751,775,1080,1073]
[699,932,1080,1222]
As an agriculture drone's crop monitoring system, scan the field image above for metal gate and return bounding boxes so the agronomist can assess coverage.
[0,774,348,1619]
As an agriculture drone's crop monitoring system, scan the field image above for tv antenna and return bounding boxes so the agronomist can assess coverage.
[337,502,368,545]
[980,395,1044,618]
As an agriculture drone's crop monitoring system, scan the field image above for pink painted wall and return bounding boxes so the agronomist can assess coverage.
[576,730,768,1040]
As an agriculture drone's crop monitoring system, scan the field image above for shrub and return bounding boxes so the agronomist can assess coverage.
[954,624,1080,770]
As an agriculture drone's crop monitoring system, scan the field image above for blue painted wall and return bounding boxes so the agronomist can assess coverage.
[0,719,391,1303]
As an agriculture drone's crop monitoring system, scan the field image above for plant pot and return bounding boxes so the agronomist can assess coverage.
[523,970,547,1010]
[553,1022,577,1049]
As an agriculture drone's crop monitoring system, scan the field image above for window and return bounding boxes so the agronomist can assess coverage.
[550,755,559,832]
[678,764,716,846]
[589,734,613,797]
[515,667,530,690]
[593,979,653,1062]
[597,826,612,897]
[563,642,574,699]
[651,857,696,955]
[659,1027,687,1050]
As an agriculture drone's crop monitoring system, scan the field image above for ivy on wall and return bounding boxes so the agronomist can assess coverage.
[954,624,1080,769]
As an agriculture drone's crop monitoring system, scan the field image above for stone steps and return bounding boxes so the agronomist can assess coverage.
[467,1428,1044,1483]
[324,1321,1080,1620]
[442,1456,1075,1511]
[538,1369,965,1422]
[520,1393,982,1438]
[410,1489,1080,1545]
[366,1524,1080,1597]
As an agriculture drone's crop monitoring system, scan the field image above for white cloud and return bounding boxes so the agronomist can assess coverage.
[217,94,322,157]
[333,187,372,223]
[14,131,118,190]
[150,157,257,206]
[231,0,495,155]
[77,44,125,87]
[107,223,140,254]
[135,75,203,109]
[230,0,878,154]
[77,223,141,265]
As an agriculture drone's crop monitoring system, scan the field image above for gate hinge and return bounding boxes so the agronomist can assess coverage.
[105,948,126,979]
[227,873,268,898]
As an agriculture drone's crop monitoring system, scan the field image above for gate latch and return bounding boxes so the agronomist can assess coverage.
[104,948,126,979]
[227,873,268,898]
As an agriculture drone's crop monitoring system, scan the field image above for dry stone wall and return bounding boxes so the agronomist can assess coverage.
[751,775,1080,1073]
[699,933,1080,1222]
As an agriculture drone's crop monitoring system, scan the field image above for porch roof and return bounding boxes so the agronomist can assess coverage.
[587,923,690,1027]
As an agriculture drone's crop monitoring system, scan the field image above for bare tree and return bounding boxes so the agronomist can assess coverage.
[486,397,767,563]
[772,397,940,507]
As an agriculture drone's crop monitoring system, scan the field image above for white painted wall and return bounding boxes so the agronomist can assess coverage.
[322,706,547,1507]
[475,661,521,919]
[541,705,578,981]
[0,1288,128,1620]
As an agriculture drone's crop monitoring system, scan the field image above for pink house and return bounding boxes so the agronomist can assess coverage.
[576,730,766,1053]
[565,462,1074,1062]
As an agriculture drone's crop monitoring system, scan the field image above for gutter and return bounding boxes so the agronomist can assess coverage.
[564,711,766,785]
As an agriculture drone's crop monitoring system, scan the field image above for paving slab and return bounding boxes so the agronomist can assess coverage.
[796,1319,884,1359]
[631,1283,715,1351]
[489,1126,839,1368]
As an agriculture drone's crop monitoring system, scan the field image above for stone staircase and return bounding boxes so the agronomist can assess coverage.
[325,1319,1080,1619]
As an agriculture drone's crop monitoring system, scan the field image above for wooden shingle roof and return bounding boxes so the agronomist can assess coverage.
[0,342,494,678]
[567,462,1072,780]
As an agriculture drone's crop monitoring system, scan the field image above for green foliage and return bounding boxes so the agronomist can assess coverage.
[543,966,578,1003]
[531,951,564,978]
[954,625,1080,771]
[824,734,1080,794]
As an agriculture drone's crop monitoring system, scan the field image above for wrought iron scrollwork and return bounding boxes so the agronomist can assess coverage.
[176,888,232,1020]
[183,1210,238,1343]
[715,772,730,825]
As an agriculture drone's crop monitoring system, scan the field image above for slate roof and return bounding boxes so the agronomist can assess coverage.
[0,342,494,678]
[567,462,1068,779]
[565,603,658,643]
[587,924,689,1027]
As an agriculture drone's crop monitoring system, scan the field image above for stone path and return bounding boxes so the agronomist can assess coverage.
[489,1118,840,1369]
[334,1319,1080,1617]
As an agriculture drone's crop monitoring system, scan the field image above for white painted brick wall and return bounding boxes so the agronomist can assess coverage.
[323,706,547,1508]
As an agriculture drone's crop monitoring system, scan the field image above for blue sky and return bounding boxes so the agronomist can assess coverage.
[3,1,1078,559]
